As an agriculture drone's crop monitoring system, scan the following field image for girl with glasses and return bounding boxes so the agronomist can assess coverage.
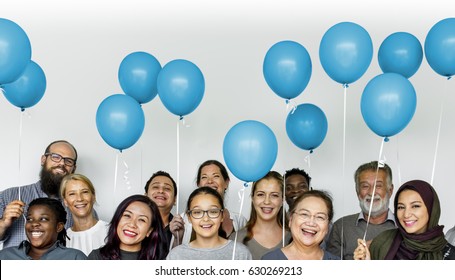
[169,160,247,247]
[166,187,252,260]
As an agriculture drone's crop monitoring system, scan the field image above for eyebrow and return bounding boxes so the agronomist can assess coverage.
[151,182,172,187]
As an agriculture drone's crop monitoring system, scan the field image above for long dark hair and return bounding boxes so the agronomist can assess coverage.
[28,198,69,246]
[99,195,168,260]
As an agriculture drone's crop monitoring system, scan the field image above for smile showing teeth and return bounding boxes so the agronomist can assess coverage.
[31,231,43,238]
[201,225,212,229]
[302,229,316,235]
[404,221,416,227]
[123,230,137,237]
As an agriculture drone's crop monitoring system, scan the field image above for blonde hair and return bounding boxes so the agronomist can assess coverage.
[60,173,96,201]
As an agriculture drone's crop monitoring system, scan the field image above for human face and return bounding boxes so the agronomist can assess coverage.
[25,205,64,251]
[290,196,330,247]
[117,201,153,252]
[63,179,95,219]
[285,174,309,207]
[357,170,392,217]
[188,193,224,240]
[146,176,175,214]
[253,179,283,222]
[198,164,229,197]
[41,142,77,177]
[396,189,429,234]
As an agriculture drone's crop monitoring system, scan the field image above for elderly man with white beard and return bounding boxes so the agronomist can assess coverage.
[326,161,397,260]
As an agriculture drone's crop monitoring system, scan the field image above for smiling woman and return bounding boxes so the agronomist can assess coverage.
[262,190,339,260]
[354,180,455,260]
[87,194,169,260]
[60,173,109,256]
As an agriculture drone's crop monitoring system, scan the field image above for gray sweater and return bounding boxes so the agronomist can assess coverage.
[166,239,252,260]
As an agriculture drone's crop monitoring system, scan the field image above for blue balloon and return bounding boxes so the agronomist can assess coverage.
[361,73,417,138]
[286,103,328,151]
[263,40,312,100]
[424,18,455,77]
[118,51,162,104]
[2,61,46,111]
[378,32,423,78]
[157,59,205,117]
[319,22,373,85]
[223,120,278,182]
[0,18,32,85]
[96,94,145,151]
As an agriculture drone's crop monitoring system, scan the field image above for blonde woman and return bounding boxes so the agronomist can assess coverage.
[60,174,109,256]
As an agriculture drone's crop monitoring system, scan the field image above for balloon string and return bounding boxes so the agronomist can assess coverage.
[233,184,246,260]
[430,78,448,185]
[363,137,385,241]
[114,151,119,207]
[122,158,131,190]
[140,137,143,189]
[339,84,347,259]
[282,172,287,247]
[18,110,25,201]
[285,99,297,115]
[304,152,311,174]
[396,136,402,187]
[176,119,180,214]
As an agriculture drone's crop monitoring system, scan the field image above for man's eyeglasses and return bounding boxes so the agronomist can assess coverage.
[188,208,223,219]
[44,153,76,167]
[293,210,328,224]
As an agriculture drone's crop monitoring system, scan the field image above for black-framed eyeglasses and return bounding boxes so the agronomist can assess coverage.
[188,208,223,219]
[44,153,76,167]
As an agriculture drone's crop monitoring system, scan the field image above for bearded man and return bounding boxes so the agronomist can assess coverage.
[0,140,78,248]
[326,161,397,260]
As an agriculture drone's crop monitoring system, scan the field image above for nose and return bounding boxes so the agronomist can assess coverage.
[264,194,271,204]
[305,216,317,225]
[28,219,40,227]
[403,208,412,218]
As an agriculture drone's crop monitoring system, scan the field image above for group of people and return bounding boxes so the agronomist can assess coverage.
[0,140,454,260]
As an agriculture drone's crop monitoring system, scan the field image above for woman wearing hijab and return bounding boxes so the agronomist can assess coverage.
[354,179,455,260]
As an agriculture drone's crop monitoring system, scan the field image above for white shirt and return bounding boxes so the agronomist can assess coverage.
[66,220,109,256]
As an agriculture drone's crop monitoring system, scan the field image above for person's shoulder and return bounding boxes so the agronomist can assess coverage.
[166,244,189,259]
[443,243,455,260]
[261,248,284,260]
[324,250,341,260]
[231,239,249,250]
[332,213,359,224]
[66,247,88,259]
[87,248,102,260]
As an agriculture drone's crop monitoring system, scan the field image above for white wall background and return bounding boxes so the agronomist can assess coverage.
[1,0,454,233]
